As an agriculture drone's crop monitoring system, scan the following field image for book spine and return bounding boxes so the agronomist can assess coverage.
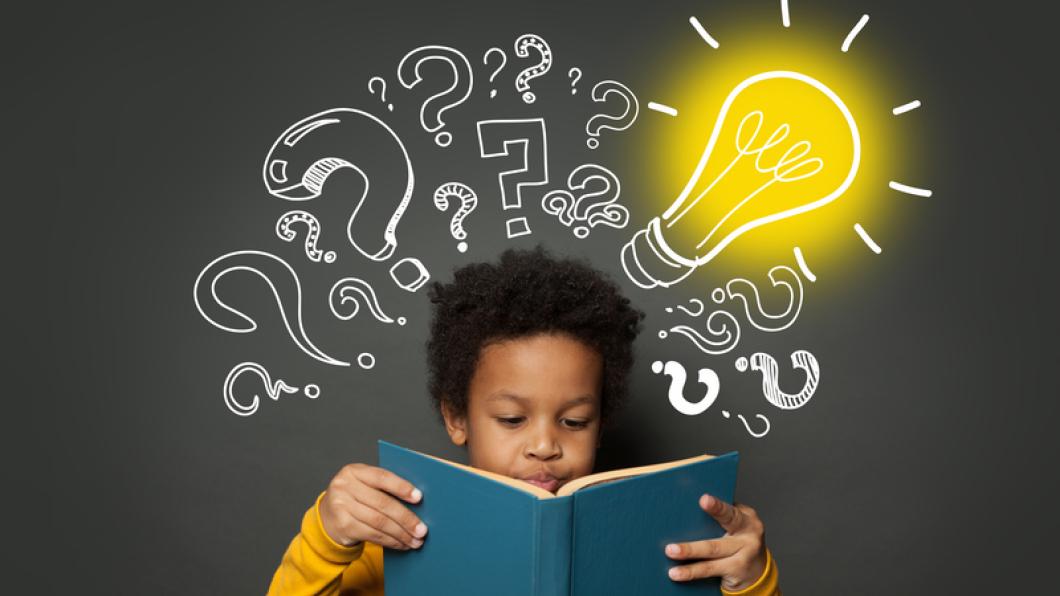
[533,497,573,596]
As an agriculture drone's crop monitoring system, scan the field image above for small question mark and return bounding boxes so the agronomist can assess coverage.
[586,80,640,149]
[735,351,820,410]
[223,362,320,417]
[367,76,393,111]
[721,410,771,438]
[568,67,582,94]
[276,210,336,263]
[397,45,474,147]
[665,298,706,317]
[725,265,804,332]
[540,164,629,239]
[433,182,478,253]
[513,34,552,103]
[651,360,720,416]
[483,48,506,99]
[329,277,407,326]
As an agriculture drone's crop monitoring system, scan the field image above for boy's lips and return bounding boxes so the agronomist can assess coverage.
[522,472,562,493]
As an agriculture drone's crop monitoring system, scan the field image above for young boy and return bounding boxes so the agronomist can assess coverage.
[268,247,780,594]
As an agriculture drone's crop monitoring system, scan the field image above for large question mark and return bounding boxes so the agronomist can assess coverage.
[397,45,474,147]
[540,164,629,239]
[433,182,478,253]
[725,265,804,332]
[568,67,582,94]
[193,250,348,367]
[223,362,320,417]
[262,108,414,263]
[736,351,820,410]
[651,360,720,415]
[476,118,549,238]
[586,80,640,149]
[275,210,336,263]
[367,76,393,111]
[483,48,506,99]
[513,34,552,104]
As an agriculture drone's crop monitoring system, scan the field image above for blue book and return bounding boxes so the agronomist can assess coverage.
[379,440,739,596]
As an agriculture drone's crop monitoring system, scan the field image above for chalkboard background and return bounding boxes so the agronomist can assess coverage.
[24,0,1058,593]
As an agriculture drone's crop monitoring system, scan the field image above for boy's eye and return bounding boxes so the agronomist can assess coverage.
[497,416,525,426]
[562,419,589,429]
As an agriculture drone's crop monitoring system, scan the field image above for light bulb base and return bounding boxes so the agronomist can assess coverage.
[620,218,697,289]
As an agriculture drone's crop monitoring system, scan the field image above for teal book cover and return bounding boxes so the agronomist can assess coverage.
[379,440,739,596]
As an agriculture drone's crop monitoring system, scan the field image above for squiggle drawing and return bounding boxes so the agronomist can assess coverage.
[398,45,474,147]
[434,182,478,253]
[651,360,720,415]
[723,265,803,332]
[665,298,706,317]
[513,34,552,103]
[276,210,336,263]
[586,80,640,149]
[262,108,414,262]
[721,410,771,438]
[540,164,629,238]
[658,309,741,355]
[736,350,820,409]
[476,118,549,238]
[329,277,406,325]
[223,362,320,417]
[193,250,348,367]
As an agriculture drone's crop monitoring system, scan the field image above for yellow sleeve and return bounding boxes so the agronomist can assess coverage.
[721,547,780,596]
[267,492,385,596]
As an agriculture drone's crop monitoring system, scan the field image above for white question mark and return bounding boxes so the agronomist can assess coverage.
[329,277,407,326]
[586,80,640,149]
[665,298,706,317]
[483,48,506,99]
[367,76,393,111]
[540,164,629,239]
[433,182,478,253]
[721,410,771,438]
[651,360,720,416]
[397,45,474,147]
[276,210,336,263]
[568,67,582,94]
[513,34,552,103]
[735,351,820,410]
[223,362,320,417]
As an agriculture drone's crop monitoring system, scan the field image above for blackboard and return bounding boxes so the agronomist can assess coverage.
[25,0,1058,593]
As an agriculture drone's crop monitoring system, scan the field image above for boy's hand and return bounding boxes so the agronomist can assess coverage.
[664,494,768,591]
[319,463,428,550]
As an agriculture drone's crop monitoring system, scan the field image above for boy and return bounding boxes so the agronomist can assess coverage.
[269,247,780,594]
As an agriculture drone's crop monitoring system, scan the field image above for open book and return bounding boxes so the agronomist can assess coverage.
[379,440,739,596]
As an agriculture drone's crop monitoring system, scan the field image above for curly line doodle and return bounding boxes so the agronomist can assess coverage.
[659,310,741,355]
[725,265,803,332]
[329,277,406,325]
[736,350,820,410]
[722,410,771,438]
[223,362,320,417]
[651,360,720,415]
[665,298,706,317]
[276,210,336,263]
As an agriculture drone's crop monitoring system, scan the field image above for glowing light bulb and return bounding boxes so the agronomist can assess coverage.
[622,71,860,288]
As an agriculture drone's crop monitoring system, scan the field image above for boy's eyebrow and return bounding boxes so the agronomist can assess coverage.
[486,393,597,408]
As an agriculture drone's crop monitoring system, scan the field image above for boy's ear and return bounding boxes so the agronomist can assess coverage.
[440,400,468,446]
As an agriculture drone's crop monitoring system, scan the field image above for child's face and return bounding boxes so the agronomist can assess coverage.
[441,332,603,493]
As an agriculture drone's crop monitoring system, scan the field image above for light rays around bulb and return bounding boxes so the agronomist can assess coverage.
[841,15,870,52]
[793,246,816,282]
[689,16,720,49]
[889,181,933,197]
[892,100,921,115]
[649,102,679,117]
[853,223,881,254]
[781,0,791,28]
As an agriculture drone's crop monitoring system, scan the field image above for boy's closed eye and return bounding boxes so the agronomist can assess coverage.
[494,416,593,429]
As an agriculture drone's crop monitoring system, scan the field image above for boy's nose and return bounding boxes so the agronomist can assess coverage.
[524,425,561,461]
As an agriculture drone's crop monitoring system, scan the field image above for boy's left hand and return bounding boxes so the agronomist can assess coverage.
[664,494,768,591]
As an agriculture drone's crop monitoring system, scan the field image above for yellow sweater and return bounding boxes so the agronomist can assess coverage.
[269,492,780,595]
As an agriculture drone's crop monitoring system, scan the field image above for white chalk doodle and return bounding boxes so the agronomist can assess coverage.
[841,14,870,53]
[721,410,771,438]
[476,118,550,238]
[541,164,629,239]
[433,182,478,253]
[620,72,860,289]
[275,210,337,263]
[735,350,820,410]
[194,250,348,367]
[358,353,376,369]
[483,48,506,99]
[586,80,640,149]
[665,298,706,317]
[724,265,804,332]
[262,108,414,263]
[689,15,720,49]
[329,277,407,325]
[513,34,552,103]
[223,362,320,417]
[397,45,474,147]
[651,360,720,416]
[659,310,741,355]
[568,67,582,94]
[390,257,430,292]
[367,76,393,111]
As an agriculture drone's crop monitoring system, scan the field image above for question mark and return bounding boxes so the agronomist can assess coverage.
[433,182,478,253]
[483,48,506,99]
[568,67,582,94]
[513,34,552,103]
[367,76,393,111]
[276,210,336,263]
[735,351,820,410]
[193,250,349,367]
[651,360,720,415]
[721,410,771,438]
[223,362,320,417]
[586,80,640,149]
[397,45,474,147]
[540,164,629,239]
[725,265,804,332]
[263,108,414,263]
[329,277,407,326]
[665,298,706,317]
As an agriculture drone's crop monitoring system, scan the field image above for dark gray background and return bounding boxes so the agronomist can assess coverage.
[20,0,1058,593]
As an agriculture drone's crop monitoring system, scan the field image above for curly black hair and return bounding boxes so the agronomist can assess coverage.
[426,246,645,426]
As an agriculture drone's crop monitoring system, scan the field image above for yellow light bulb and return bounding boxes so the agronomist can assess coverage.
[622,71,860,288]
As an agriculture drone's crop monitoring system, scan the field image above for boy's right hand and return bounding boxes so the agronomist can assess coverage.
[318,463,428,550]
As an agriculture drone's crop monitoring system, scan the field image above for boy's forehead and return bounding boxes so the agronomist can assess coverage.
[470,334,603,404]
